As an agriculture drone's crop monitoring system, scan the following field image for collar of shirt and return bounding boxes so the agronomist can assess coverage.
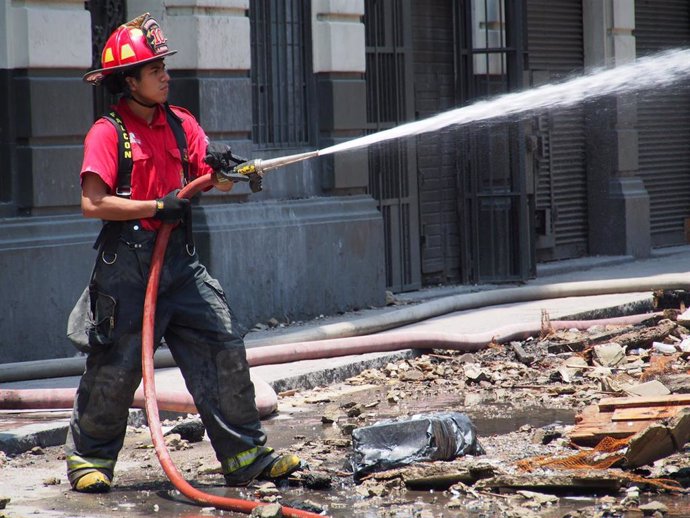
[116,98,167,128]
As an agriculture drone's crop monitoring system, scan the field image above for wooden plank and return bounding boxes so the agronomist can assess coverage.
[571,421,647,436]
[611,406,680,422]
[570,421,650,446]
[598,394,690,411]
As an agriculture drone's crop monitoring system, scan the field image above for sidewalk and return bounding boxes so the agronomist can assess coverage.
[2,246,690,454]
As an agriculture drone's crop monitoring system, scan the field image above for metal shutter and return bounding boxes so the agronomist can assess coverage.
[412,0,460,284]
[365,0,421,292]
[635,0,690,247]
[527,0,588,261]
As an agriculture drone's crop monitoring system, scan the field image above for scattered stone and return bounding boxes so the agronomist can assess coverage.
[400,369,424,382]
[0,498,9,510]
[254,482,280,498]
[660,374,690,393]
[531,428,561,445]
[592,343,626,367]
[345,404,363,418]
[385,290,396,305]
[166,419,206,442]
[42,477,60,486]
[323,438,350,448]
[676,307,690,326]
[321,407,340,423]
[267,318,280,328]
[620,486,640,507]
[464,363,490,383]
[652,342,677,355]
[638,501,669,516]
[624,380,671,398]
[281,499,324,514]
[516,490,558,506]
[164,434,190,451]
[511,342,535,365]
[29,446,44,456]
[304,395,331,404]
[339,421,358,435]
[250,503,282,518]
[601,372,637,393]
[355,480,389,498]
[301,472,332,489]
[557,356,588,382]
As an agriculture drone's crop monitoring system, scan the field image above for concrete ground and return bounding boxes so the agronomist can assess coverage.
[2,245,690,455]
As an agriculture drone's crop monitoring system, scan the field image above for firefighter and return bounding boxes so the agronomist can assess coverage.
[66,13,301,493]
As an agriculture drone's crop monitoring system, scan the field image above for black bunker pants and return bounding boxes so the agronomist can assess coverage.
[65,223,275,485]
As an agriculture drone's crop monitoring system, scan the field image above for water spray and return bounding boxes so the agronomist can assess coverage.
[227,47,690,176]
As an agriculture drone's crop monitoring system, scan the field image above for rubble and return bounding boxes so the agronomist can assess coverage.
[5,290,690,516]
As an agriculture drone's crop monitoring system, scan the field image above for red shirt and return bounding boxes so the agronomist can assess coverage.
[81,98,213,230]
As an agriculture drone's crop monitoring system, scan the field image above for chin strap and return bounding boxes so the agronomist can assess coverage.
[129,94,158,109]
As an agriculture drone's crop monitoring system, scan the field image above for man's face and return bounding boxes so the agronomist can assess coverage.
[129,60,170,104]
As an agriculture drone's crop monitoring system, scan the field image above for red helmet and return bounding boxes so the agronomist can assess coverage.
[83,13,177,85]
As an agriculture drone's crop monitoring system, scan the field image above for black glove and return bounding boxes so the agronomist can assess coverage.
[153,190,190,223]
[204,142,234,173]
[205,142,253,184]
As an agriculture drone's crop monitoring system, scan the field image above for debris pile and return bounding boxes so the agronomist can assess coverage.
[4,290,690,516]
[282,292,690,515]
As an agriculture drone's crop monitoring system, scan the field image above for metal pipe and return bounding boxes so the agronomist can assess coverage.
[255,150,319,174]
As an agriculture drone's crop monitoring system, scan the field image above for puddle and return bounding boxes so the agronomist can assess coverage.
[257,384,690,517]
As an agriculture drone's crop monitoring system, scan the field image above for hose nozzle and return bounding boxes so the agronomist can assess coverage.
[233,151,319,177]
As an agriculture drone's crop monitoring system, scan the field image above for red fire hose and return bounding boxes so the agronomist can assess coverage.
[141,174,325,518]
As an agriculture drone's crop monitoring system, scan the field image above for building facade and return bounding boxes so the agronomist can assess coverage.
[1,0,688,362]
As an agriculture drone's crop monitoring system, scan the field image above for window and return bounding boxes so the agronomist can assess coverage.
[250,0,312,148]
[471,0,508,97]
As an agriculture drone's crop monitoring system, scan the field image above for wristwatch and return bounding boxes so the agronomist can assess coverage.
[214,171,231,184]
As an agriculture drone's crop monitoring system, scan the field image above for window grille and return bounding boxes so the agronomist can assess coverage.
[250,0,312,148]
[86,0,126,119]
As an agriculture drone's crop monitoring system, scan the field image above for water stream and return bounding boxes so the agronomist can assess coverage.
[316,47,690,157]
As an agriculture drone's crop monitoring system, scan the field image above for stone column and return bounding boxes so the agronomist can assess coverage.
[583,0,650,257]
[0,0,98,362]
[157,0,252,153]
[0,0,92,214]
[311,0,368,193]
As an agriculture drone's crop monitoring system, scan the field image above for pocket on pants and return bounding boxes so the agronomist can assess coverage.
[87,287,118,348]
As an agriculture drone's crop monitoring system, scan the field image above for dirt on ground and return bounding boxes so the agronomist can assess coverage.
[4,300,690,517]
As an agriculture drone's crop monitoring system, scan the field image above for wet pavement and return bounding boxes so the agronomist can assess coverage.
[3,245,690,516]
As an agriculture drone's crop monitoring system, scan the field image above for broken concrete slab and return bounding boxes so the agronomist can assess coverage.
[362,460,496,490]
[624,380,671,398]
[624,409,690,468]
[659,374,690,394]
[593,343,627,367]
[0,420,69,456]
[0,409,146,455]
[475,472,623,494]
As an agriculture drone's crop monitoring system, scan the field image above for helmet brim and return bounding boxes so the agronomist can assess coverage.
[83,50,178,85]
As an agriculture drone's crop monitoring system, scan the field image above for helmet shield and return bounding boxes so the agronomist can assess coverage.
[83,13,177,85]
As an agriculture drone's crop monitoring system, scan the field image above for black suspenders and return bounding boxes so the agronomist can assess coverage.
[93,103,193,259]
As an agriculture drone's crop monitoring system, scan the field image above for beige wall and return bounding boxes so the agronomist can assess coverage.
[161,0,251,71]
[311,0,365,73]
[0,0,91,70]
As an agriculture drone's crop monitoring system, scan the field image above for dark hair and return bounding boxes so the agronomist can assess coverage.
[102,66,144,95]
